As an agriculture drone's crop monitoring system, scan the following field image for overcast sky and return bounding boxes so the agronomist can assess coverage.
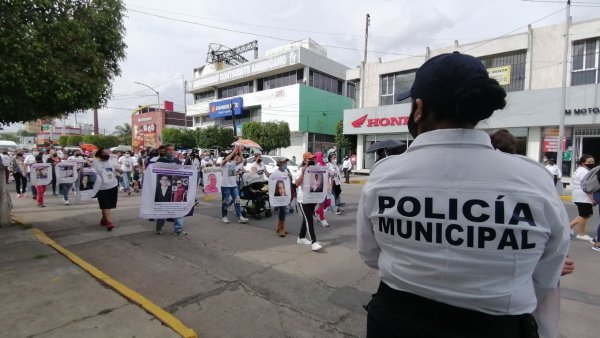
[8,0,600,133]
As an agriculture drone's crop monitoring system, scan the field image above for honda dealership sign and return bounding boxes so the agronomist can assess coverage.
[343,104,411,134]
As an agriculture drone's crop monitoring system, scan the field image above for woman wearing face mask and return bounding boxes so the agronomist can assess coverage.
[272,158,292,237]
[294,152,322,251]
[358,52,568,337]
[569,154,596,243]
[251,152,266,179]
[118,151,134,195]
[92,147,123,231]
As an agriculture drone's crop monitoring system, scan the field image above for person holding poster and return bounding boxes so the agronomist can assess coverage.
[92,148,123,231]
[56,162,78,205]
[294,152,323,251]
[268,158,292,237]
[154,144,189,236]
[220,146,248,224]
[33,154,48,207]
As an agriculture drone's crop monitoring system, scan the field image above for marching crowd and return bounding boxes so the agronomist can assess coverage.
[1,144,353,251]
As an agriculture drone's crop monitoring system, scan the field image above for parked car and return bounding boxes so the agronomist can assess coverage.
[244,155,299,176]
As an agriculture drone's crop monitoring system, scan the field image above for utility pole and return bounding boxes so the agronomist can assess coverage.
[360,14,370,109]
[183,76,189,127]
[93,108,99,135]
[231,103,237,138]
[557,0,570,174]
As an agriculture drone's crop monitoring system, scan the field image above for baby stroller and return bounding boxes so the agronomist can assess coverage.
[240,173,272,219]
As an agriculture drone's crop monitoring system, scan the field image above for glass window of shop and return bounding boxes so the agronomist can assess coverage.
[346,81,357,99]
[194,90,215,103]
[478,50,526,92]
[257,69,303,91]
[363,133,412,169]
[308,69,343,95]
[542,127,573,176]
[571,37,599,86]
[379,70,416,106]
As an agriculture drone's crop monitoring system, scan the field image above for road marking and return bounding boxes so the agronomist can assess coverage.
[31,227,197,338]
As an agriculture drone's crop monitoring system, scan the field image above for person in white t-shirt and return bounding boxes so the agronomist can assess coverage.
[220,147,248,224]
[251,152,267,179]
[342,156,352,184]
[569,154,595,243]
[93,148,122,231]
[118,151,134,194]
[23,149,38,199]
[544,159,562,186]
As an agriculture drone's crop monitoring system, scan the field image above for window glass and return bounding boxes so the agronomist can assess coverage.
[573,41,585,70]
[479,50,526,92]
[585,39,596,69]
[572,70,597,86]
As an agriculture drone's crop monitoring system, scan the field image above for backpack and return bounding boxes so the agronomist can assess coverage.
[581,166,600,193]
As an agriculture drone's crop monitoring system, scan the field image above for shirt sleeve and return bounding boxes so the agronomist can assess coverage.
[357,184,381,270]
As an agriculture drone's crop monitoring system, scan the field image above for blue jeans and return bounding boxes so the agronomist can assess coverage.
[276,206,287,221]
[121,171,131,191]
[221,186,241,218]
[59,183,70,201]
[156,218,184,232]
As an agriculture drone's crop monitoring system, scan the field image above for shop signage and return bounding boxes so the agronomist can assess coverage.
[543,136,566,152]
[209,97,243,118]
[351,114,408,128]
[138,117,153,122]
[564,107,600,115]
[487,65,511,86]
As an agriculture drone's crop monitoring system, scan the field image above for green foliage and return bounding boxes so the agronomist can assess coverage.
[17,130,37,137]
[66,135,83,146]
[81,134,118,149]
[0,133,18,142]
[197,126,234,150]
[162,128,197,149]
[241,121,291,153]
[58,135,68,146]
[0,0,127,124]
[112,123,131,145]
[335,120,350,151]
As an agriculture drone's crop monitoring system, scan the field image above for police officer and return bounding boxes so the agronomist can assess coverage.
[357,52,569,338]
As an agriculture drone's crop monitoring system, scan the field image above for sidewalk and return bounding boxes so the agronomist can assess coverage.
[0,224,182,338]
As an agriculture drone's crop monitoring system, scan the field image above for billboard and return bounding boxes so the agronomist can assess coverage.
[208,97,243,118]
[132,111,164,149]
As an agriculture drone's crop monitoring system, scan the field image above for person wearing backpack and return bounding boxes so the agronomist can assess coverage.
[569,154,596,243]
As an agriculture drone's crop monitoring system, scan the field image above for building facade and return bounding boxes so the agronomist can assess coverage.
[186,39,354,160]
[343,18,600,176]
[131,103,191,149]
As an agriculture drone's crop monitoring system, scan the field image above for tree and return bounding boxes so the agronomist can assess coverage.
[197,126,234,150]
[113,123,132,145]
[0,133,18,142]
[81,135,119,149]
[162,128,197,149]
[0,0,127,124]
[241,121,291,153]
[335,120,350,152]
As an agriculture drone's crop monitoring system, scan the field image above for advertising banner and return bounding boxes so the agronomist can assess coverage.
[487,65,511,85]
[268,170,291,207]
[30,163,53,186]
[76,168,100,202]
[140,163,198,219]
[208,97,243,118]
[56,161,78,184]
[301,165,327,204]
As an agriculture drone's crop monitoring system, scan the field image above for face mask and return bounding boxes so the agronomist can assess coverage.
[307,160,315,166]
[586,163,595,169]
[407,110,418,139]
[279,164,287,171]
[100,154,110,161]
[32,152,39,156]
[257,159,262,163]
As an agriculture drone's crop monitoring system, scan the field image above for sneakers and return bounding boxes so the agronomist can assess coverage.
[335,209,344,215]
[221,217,230,224]
[297,237,311,245]
[311,242,323,251]
[321,220,330,227]
[173,231,188,236]
[155,230,163,235]
[576,234,595,243]
[239,216,249,223]
[569,228,575,236]
[592,245,600,252]
[64,199,70,205]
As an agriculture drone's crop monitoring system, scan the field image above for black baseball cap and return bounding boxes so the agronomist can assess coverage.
[395,52,490,104]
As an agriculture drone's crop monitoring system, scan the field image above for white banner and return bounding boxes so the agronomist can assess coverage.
[76,168,101,202]
[139,163,198,219]
[56,161,78,184]
[203,167,222,195]
[268,170,291,207]
[301,165,327,204]
[30,163,53,186]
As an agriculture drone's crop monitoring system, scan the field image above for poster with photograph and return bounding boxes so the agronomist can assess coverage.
[268,170,291,207]
[30,163,53,186]
[202,167,222,195]
[139,163,197,219]
[76,168,101,202]
[301,165,327,204]
[56,161,78,184]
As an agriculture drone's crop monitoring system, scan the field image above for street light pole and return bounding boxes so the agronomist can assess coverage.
[231,103,237,138]
[134,81,160,110]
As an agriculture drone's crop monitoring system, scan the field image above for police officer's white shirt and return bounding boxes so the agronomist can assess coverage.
[545,164,561,178]
[571,166,592,204]
[357,129,569,316]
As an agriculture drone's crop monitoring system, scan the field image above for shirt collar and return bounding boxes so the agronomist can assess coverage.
[406,129,494,152]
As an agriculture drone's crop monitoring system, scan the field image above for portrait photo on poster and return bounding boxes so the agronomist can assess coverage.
[172,175,189,203]
[301,165,327,204]
[155,174,173,203]
[79,173,96,191]
[56,162,78,184]
[203,167,222,194]
[76,168,101,202]
[268,171,291,207]
[36,167,48,180]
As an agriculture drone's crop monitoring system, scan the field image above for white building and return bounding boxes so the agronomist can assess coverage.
[343,18,600,176]
[186,39,355,160]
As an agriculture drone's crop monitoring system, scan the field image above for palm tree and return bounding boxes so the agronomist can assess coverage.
[113,123,132,145]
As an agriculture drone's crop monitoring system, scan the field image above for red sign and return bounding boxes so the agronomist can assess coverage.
[543,136,566,152]
[351,114,409,128]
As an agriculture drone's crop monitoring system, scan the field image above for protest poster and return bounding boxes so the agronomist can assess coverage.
[202,167,222,200]
[76,168,101,202]
[268,170,291,207]
[30,163,53,186]
[139,163,197,219]
[301,165,327,203]
[56,161,78,184]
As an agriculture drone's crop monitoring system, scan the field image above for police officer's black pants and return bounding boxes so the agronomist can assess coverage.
[366,282,539,338]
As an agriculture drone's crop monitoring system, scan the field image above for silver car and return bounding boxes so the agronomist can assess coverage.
[244,155,300,176]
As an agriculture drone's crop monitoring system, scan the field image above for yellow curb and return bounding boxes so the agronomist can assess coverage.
[31,228,197,338]
[349,179,367,185]
[560,195,572,202]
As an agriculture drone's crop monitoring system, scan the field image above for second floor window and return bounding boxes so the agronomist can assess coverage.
[572,38,599,86]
